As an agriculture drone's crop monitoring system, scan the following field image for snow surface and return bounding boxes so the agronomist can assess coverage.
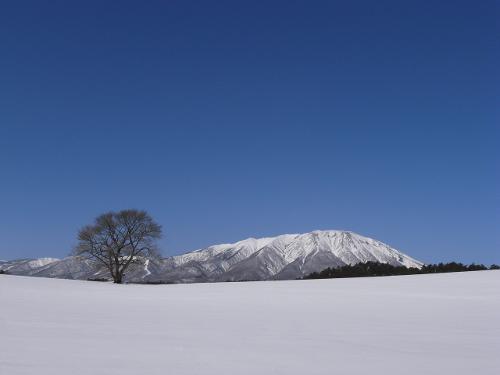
[1,271,499,375]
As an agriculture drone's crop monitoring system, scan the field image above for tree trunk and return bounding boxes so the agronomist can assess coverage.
[113,260,121,283]
[114,273,123,284]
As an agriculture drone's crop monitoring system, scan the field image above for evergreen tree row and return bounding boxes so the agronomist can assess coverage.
[303,261,500,280]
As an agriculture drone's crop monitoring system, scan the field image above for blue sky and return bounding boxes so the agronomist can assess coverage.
[0,0,498,264]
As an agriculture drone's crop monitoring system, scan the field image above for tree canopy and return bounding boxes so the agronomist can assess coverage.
[75,209,161,283]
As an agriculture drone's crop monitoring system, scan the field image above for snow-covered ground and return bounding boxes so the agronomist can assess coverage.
[1,271,499,375]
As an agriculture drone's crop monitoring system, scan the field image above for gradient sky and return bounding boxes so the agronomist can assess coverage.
[0,0,498,264]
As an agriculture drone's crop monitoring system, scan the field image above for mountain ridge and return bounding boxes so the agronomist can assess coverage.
[0,230,423,282]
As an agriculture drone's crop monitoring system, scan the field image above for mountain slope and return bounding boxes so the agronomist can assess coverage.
[0,258,59,275]
[0,230,423,282]
[164,230,422,282]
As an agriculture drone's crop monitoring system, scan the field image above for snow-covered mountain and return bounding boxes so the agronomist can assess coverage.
[0,230,423,282]
[0,258,59,275]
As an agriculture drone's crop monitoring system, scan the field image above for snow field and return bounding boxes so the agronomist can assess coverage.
[1,271,499,375]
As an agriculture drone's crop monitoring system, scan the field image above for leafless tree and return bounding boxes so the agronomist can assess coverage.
[75,209,161,283]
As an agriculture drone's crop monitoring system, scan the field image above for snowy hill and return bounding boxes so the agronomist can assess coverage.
[0,230,422,282]
[0,257,59,275]
[1,271,499,375]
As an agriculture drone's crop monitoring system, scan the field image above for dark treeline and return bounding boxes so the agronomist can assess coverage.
[304,261,500,280]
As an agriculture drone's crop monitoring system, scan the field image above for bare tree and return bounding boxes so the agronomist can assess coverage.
[75,209,161,283]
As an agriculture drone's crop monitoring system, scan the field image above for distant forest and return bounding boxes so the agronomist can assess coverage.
[303,262,500,280]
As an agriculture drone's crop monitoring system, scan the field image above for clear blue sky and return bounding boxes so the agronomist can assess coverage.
[0,0,498,264]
